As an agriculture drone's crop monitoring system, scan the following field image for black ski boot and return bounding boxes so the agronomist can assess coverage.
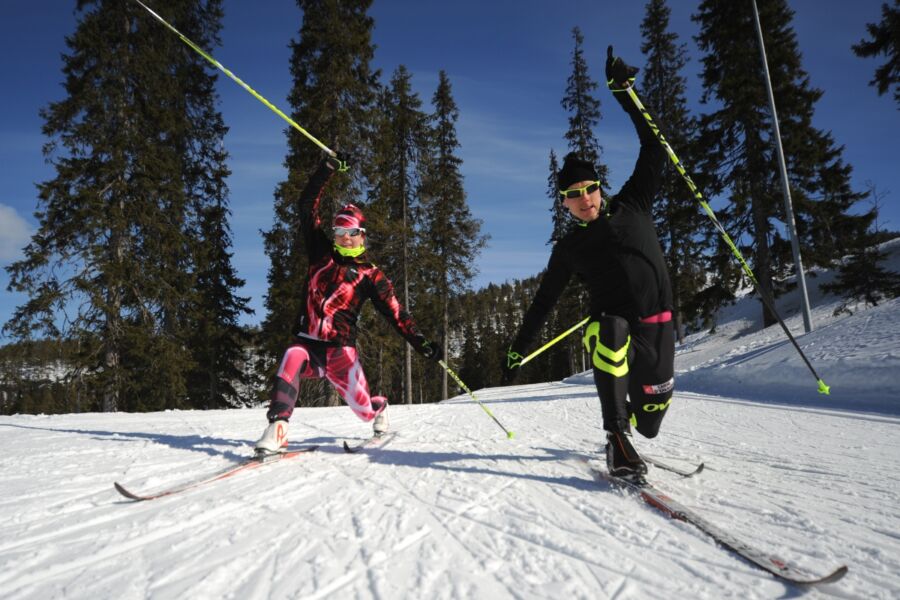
[606,431,647,482]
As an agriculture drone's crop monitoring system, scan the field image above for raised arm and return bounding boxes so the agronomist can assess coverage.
[606,47,666,214]
[297,155,346,260]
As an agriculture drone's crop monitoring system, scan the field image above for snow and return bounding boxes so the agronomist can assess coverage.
[2,241,900,599]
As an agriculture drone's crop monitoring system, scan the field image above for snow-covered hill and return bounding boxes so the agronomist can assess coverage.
[1,241,899,599]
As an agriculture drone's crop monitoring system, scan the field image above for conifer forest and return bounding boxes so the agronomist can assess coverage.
[2,0,899,415]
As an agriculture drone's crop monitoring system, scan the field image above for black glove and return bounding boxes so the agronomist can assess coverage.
[420,339,444,363]
[501,347,524,385]
[605,46,639,90]
[325,151,351,173]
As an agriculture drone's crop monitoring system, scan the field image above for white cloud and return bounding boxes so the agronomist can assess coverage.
[0,204,33,262]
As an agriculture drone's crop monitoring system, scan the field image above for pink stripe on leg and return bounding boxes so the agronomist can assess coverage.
[278,346,311,383]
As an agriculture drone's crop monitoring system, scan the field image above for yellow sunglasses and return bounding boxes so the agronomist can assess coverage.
[559,181,601,200]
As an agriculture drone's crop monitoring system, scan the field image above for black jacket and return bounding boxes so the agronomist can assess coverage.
[512,88,672,352]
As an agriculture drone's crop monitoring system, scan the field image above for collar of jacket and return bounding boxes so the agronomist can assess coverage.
[332,245,370,265]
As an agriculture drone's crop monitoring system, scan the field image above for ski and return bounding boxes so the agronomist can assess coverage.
[343,432,396,454]
[114,445,319,501]
[588,464,848,586]
[644,455,705,478]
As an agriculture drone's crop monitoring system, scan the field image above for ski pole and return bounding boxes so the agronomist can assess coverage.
[133,0,336,157]
[621,84,829,395]
[518,317,590,367]
[438,360,514,439]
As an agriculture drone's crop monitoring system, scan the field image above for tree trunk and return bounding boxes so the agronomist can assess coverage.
[751,195,777,327]
[442,296,449,400]
[403,198,412,404]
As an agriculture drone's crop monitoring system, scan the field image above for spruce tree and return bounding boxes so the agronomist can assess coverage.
[821,232,900,310]
[820,188,900,310]
[852,0,900,107]
[547,149,570,244]
[172,2,254,409]
[561,27,609,183]
[364,65,429,404]
[419,71,487,399]
[693,0,869,327]
[187,199,254,408]
[639,0,710,340]
[5,0,239,412]
[552,27,603,375]
[260,0,379,383]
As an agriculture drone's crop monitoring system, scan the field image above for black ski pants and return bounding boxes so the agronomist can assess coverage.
[583,314,675,438]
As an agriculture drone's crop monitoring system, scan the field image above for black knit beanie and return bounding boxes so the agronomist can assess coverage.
[557,153,599,191]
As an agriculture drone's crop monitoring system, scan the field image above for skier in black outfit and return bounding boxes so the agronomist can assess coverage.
[503,47,675,480]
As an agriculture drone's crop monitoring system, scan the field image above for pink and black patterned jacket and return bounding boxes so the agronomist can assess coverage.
[293,161,428,352]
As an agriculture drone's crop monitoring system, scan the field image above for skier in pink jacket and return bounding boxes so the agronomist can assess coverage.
[255,155,442,454]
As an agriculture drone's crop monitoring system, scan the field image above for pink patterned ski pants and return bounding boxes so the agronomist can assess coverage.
[266,343,387,423]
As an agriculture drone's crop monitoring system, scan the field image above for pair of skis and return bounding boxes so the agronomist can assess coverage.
[115,436,846,587]
[113,433,394,502]
[585,454,847,586]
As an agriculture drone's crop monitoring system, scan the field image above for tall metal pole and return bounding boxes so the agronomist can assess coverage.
[751,0,813,333]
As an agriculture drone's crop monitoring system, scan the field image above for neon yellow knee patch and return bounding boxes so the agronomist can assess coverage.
[583,321,630,377]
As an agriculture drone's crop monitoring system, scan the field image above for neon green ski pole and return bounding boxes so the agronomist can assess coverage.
[518,317,590,367]
[134,0,335,157]
[620,84,829,395]
[439,360,514,439]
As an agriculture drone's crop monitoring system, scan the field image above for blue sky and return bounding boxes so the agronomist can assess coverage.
[1,1,897,339]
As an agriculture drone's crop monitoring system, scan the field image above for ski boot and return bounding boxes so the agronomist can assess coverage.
[371,398,389,436]
[606,430,647,482]
[255,419,289,455]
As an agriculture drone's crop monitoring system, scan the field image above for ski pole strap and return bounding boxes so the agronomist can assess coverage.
[607,77,636,93]
[439,360,514,439]
[622,86,829,394]
[133,0,336,157]
[518,317,591,367]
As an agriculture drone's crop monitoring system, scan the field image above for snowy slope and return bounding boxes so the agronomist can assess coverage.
[673,238,900,413]
[1,381,898,597]
[2,243,899,599]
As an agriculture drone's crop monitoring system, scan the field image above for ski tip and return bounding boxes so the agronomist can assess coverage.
[113,482,144,501]
[800,565,848,586]
[772,563,848,586]
[343,441,355,453]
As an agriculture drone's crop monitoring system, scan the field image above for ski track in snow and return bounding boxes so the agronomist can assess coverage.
[2,383,899,599]
[2,241,899,598]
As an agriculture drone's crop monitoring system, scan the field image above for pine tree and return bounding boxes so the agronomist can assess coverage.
[260,0,379,384]
[550,27,602,375]
[364,65,429,404]
[852,0,900,107]
[639,0,710,340]
[561,27,609,183]
[820,187,900,310]
[547,149,571,244]
[693,0,869,327]
[4,0,238,412]
[166,1,254,409]
[419,71,487,399]
[821,232,900,311]
[187,199,254,408]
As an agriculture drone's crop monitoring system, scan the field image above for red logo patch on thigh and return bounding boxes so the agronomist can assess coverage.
[642,378,674,395]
